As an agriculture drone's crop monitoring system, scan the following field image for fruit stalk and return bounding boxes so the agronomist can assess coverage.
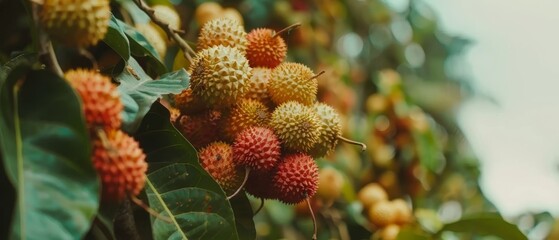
[227,168,250,200]
[31,2,63,76]
[338,136,367,151]
[272,23,302,38]
[306,197,318,240]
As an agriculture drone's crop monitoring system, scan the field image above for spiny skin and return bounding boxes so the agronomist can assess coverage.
[197,18,247,53]
[245,171,277,200]
[173,88,207,115]
[65,69,122,131]
[270,101,321,152]
[41,0,110,47]
[222,99,270,141]
[189,46,251,107]
[198,142,244,194]
[368,201,397,227]
[233,127,280,173]
[175,110,222,149]
[92,130,147,202]
[135,23,167,59]
[273,153,319,204]
[244,67,272,106]
[269,62,317,106]
[246,28,287,68]
[309,103,342,158]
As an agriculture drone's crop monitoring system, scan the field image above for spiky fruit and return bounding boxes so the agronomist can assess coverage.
[195,2,223,27]
[197,18,247,53]
[175,110,222,149]
[246,28,287,68]
[136,23,167,58]
[273,153,319,204]
[198,142,244,194]
[222,8,243,25]
[391,199,412,225]
[65,69,122,131]
[270,101,321,152]
[40,0,110,47]
[368,201,397,227]
[317,167,344,203]
[245,171,277,199]
[309,103,342,158]
[244,67,272,105]
[189,45,251,107]
[222,99,270,141]
[92,130,147,202]
[233,127,280,172]
[358,183,388,209]
[173,88,207,115]
[268,62,317,106]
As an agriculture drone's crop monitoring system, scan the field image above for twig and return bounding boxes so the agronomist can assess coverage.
[130,195,172,224]
[227,168,250,200]
[132,0,195,63]
[30,1,63,77]
[46,42,63,76]
[272,23,302,38]
[306,197,318,240]
[338,136,367,151]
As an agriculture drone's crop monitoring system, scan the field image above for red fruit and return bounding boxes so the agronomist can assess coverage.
[245,28,287,68]
[273,153,319,204]
[175,110,222,149]
[92,130,147,202]
[245,171,277,199]
[233,127,280,173]
[199,142,244,194]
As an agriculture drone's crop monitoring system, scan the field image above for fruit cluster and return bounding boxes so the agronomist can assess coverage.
[65,69,147,202]
[358,183,413,240]
[171,16,363,205]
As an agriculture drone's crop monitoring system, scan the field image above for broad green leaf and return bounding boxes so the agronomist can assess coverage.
[0,68,99,239]
[396,228,431,240]
[118,19,167,75]
[230,193,256,240]
[135,102,241,240]
[103,15,131,64]
[437,213,527,240]
[117,57,189,133]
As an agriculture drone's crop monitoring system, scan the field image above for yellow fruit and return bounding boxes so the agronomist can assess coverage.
[366,94,389,113]
[197,18,247,53]
[270,101,321,152]
[152,5,182,43]
[173,49,191,71]
[358,183,388,209]
[222,8,243,25]
[222,99,270,141]
[268,62,317,106]
[309,103,342,158]
[40,0,110,47]
[135,23,167,59]
[317,167,344,202]
[244,67,272,106]
[189,45,251,107]
[391,199,412,225]
[195,2,223,27]
[368,201,397,227]
[377,224,400,240]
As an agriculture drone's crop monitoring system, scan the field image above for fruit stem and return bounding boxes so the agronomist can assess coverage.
[253,198,265,216]
[272,23,302,38]
[130,195,172,224]
[309,70,326,81]
[227,168,250,200]
[306,197,318,240]
[30,2,63,77]
[338,136,367,151]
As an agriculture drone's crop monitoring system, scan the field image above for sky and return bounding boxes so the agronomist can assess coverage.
[419,0,559,217]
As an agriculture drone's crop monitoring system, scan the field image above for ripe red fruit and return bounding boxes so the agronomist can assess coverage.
[175,110,222,149]
[245,28,287,68]
[273,153,319,204]
[233,127,281,173]
[92,130,147,202]
[199,142,244,194]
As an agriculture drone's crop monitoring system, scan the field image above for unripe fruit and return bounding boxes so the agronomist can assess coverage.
[244,67,272,106]
[65,69,122,131]
[198,142,244,194]
[197,18,247,53]
[175,110,222,149]
[222,8,244,25]
[358,183,388,209]
[152,5,181,30]
[245,171,277,199]
[366,94,389,114]
[377,224,400,240]
[246,28,287,68]
[135,23,167,59]
[189,45,251,107]
[273,153,319,204]
[233,127,280,173]
[391,199,412,225]
[222,99,270,141]
[309,103,342,158]
[368,201,397,227]
[195,2,223,27]
[40,0,110,47]
[317,167,344,202]
[92,130,147,202]
[270,101,321,152]
[173,88,207,115]
[268,62,317,106]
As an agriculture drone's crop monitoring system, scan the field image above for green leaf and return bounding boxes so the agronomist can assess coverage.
[135,102,240,240]
[413,129,444,173]
[230,193,256,240]
[117,57,189,133]
[396,228,431,240]
[103,15,131,64]
[0,68,99,239]
[118,19,167,75]
[437,213,527,240]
